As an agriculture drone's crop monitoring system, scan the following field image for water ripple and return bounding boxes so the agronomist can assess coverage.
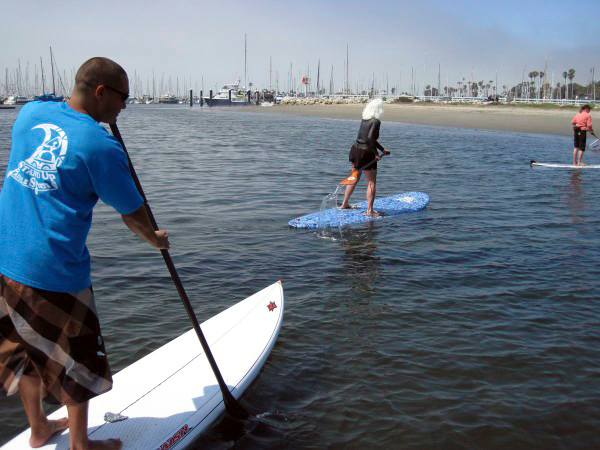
[0,106,599,448]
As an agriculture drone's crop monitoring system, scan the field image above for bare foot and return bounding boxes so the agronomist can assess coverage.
[29,417,69,447]
[339,204,353,210]
[71,438,122,450]
[365,211,383,218]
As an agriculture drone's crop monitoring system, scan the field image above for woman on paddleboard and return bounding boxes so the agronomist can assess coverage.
[340,98,390,217]
[571,104,595,166]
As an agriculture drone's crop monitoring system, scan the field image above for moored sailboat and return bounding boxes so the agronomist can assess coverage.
[34,48,65,102]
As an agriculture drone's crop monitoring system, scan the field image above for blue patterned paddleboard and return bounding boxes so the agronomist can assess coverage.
[288,192,430,229]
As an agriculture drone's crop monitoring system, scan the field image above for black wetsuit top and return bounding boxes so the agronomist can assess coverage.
[355,118,385,153]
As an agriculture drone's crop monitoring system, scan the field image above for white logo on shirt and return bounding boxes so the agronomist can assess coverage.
[8,123,68,194]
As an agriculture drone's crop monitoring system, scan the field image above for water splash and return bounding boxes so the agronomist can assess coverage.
[317,184,345,240]
[321,185,343,211]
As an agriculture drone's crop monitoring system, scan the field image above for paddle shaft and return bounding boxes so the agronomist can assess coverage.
[340,151,387,185]
[354,150,390,172]
[109,123,248,420]
[360,153,384,171]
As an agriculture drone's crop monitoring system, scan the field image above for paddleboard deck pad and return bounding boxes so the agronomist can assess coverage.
[288,192,429,229]
[530,160,600,169]
[2,281,284,450]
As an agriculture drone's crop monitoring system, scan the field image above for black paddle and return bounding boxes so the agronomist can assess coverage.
[109,123,249,420]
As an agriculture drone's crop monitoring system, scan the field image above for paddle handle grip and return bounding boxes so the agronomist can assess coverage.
[359,150,388,171]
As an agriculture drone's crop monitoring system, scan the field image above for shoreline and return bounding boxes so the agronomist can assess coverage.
[243,103,578,137]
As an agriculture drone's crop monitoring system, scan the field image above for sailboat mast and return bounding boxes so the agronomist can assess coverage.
[244,33,247,90]
[50,47,56,95]
[543,59,548,99]
[40,57,46,94]
[329,65,333,95]
[317,60,320,97]
[346,43,349,94]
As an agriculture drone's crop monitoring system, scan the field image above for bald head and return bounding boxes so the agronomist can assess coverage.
[73,57,127,94]
[68,57,128,123]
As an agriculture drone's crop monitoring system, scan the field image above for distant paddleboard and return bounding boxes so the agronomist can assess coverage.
[2,281,284,450]
[530,160,600,169]
[288,192,429,229]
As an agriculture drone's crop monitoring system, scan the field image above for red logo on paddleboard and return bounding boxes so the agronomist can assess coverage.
[267,301,277,312]
[157,424,189,450]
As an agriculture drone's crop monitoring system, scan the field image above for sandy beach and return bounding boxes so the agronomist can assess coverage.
[245,103,581,137]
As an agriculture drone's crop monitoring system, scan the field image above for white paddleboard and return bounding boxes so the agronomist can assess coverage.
[530,160,600,169]
[2,281,284,449]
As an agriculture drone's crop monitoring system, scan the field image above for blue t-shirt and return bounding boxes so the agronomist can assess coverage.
[0,101,143,292]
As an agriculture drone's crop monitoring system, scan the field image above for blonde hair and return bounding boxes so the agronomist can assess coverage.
[362,98,384,120]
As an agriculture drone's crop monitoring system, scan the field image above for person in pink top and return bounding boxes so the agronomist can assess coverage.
[571,104,596,165]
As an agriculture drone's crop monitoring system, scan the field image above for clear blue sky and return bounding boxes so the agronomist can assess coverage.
[1,0,598,95]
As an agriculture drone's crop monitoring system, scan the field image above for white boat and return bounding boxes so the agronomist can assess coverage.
[157,94,178,104]
[203,80,249,106]
[260,90,275,106]
[3,96,33,105]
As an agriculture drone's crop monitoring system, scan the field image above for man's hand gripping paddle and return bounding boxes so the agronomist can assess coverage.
[109,123,249,421]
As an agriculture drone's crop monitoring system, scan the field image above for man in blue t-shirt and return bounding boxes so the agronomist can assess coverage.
[0,57,169,449]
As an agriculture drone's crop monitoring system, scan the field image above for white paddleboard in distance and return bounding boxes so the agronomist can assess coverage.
[530,160,600,169]
[2,281,285,450]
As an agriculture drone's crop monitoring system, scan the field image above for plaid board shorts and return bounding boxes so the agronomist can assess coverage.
[0,274,113,405]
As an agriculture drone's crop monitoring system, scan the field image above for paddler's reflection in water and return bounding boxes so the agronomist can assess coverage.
[339,222,382,298]
[568,171,584,225]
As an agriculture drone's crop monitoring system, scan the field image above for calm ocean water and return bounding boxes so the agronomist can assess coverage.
[0,104,599,449]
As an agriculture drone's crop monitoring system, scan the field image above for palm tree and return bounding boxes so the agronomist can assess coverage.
[528,72,534,98]
[539,71,545,98]
[568,69,575,99]
[563,71,568,99]
[471,82,478,97]
[531,71,539,99]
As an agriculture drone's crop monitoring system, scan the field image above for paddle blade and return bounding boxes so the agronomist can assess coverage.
[339,170,359,185]
[223,392,249,420]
